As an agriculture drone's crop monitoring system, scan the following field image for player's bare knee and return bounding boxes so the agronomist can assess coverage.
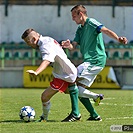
[42,101,50,106]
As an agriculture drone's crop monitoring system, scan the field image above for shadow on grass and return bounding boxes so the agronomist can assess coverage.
[0,120,23,123]
[0,119,58,123]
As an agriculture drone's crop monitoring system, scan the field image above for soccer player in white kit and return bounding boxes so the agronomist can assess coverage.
[21,28,81,122]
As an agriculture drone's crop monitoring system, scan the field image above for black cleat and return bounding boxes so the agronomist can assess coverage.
[61,113,81,122]
[87,116,102,121]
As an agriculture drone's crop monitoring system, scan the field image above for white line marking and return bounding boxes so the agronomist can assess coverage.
[99,103,133,106]
[104,98,115,100]
[106,117,133,120]
[90,99,133,106]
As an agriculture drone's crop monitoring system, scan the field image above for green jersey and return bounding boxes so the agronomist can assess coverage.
[73,18,106,67]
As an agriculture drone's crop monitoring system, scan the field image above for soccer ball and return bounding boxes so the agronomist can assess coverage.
[19,106,35,122]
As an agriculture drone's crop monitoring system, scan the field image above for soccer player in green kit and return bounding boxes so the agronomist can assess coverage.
[61,5,128,121]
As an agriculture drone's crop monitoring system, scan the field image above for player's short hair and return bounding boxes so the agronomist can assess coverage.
[71,5,87,16]
[21,28,35,39]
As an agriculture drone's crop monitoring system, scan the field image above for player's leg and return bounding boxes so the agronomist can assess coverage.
[78,83,104,106]
[76,63,103,121]
[41,86,58,121]
[37,77,69,122]
[77,63,104,105]
[78,83,99,99]
[36,86,58,122]
[79,97,102,121]
[69,83,80,117]
[61,83,81,122]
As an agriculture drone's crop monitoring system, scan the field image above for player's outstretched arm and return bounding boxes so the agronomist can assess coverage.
[26,60,51,76]
[101,26,128,44]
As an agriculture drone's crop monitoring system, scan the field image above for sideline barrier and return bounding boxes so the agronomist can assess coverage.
[23,66,120,89]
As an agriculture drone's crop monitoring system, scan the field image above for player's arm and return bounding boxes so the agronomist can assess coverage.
[100,26,128,44]
[26,60,50,75]
[61,39,78,50]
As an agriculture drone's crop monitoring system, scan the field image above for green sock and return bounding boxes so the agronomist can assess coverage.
[69,84,80,117]
[79,97,98,118]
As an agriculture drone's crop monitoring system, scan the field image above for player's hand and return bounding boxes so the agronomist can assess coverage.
[61,39,71,48]
[26,70,37,76]
[118,37,128,44]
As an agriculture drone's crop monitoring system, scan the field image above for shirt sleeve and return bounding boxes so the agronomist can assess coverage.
[89,18,104,33]
[96,25,104,33]
[41,46,56,62]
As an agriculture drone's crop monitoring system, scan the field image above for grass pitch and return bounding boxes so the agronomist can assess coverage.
[0,88,133,133]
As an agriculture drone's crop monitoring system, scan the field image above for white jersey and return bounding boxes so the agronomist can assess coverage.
[37,36,77,83]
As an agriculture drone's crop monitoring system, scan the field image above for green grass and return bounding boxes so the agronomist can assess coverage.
[0,88,133,133]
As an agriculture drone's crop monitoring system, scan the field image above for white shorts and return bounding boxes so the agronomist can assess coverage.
[77,62,103,87]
